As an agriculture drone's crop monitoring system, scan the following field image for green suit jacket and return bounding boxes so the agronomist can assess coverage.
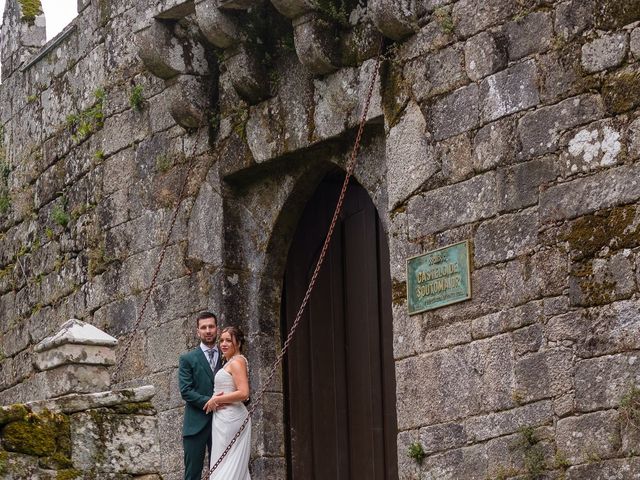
[178,347,222,437]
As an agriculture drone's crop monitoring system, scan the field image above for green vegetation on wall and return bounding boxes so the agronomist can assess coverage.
[18,0,43,24]
[2,410,70,459]
[66,88,106,143]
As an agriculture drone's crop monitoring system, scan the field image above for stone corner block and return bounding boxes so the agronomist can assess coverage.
[369,0,419,41]
[293,12,340,75]
[34,365,111,399]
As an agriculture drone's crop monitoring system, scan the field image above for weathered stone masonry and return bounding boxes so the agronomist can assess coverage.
[1,0,640,478]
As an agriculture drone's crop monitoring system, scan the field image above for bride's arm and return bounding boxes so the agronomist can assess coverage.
[214,357,250,405]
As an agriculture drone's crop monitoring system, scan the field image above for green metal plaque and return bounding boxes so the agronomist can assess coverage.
[406,240,472,315]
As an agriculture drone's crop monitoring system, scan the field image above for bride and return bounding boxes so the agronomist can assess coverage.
[204,326,251,479]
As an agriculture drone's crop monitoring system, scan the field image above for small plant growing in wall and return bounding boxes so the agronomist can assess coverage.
[620,384,640,431]
[407,441,426,464]
[66,88,106,143]
[155,154,173,173]
[512,426,546,480]
[0,145,11,216]
[51,198,70,228]
[433,7,455,34]
[0,192,10,215]
[129,84,145,111]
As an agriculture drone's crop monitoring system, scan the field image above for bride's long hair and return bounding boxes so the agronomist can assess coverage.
[220,326,245,358]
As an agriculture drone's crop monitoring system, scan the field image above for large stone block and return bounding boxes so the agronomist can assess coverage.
[603,65,640,114]
[422,443,488,479]
[419,421,466,455]
[386,101,437,209]
[293,12,340,75]
[556,410,620,465]
[576,300,640,358]
[581,32,629,74]
[472,116,517,172]
[554,0,595,41]
[569,251,635,307]
[479,60,540,123]
[437,132,474,183]
[145,318,189,373]
[71,410,160,474]
[539,163,640,223]
[313,66,359,140]
[514,349,574,403]
[26,386,155,414]
[575,353,640,413]
[494,154,555,212]
[35,344,116,371]
[464,400,553,442]
[196,0,243,49]
[395,334,516,430]
[471,300,543,340]
[426,83,479,141]
[136,21,186,79]
[224,44,269,105]
[397,18,453,62]
[474,208,538,267]
[566,457,640,480]
[407,172,497,238]
[504,12,553,61]
[187,170,224,267]
[157,408,184,474]
[537,44,591,104]
[452,0,519,39]
[464,31,507,82]
[34,365,111,399]
[405,44,467,103]
[369,0,419,41]
[512,324,543,357]
[561,119,623,176]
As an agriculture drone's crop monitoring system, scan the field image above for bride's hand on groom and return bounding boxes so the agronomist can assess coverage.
[204,392,225,413]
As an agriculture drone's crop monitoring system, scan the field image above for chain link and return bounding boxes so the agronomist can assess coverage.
[203,39,385,478]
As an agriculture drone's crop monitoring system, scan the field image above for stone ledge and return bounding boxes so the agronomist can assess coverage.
[26,385,156,414]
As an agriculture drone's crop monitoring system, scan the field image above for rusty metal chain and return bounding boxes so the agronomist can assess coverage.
[112,154,199,382]
[203,39,385,478]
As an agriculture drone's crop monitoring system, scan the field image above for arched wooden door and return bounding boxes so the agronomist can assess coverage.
[282,173,398,480]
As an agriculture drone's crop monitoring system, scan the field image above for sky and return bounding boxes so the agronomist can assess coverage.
[0,0,78,40]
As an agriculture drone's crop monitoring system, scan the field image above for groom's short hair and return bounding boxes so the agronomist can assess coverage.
[196,311,217,327]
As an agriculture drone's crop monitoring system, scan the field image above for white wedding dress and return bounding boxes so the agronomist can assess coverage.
[209,356,251,480]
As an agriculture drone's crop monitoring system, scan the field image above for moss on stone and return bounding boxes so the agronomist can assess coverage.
[380,59,409,128]
[39,451,73,470]
[18,0,42,23]
[0,404,29,426]
[595,0,640,29]
[564,205,640,260]
[391,279,406,305]
[0,450,7,475]
[313,0,360,26]
[55,469,82,480]
[2,411,70,459]
[108,401,155,415]
[603,69,640,114]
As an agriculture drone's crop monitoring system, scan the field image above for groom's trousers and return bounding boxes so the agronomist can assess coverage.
[183,425,212,480]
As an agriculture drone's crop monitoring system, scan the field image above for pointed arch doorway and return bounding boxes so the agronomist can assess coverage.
[282,172,398,480]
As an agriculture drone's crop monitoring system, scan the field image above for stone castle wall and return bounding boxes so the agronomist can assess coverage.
[1,0,639,478]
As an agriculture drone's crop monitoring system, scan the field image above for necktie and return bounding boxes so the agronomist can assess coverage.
[207,348,217,370]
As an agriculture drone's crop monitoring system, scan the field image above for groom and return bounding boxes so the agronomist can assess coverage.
[179,311,223,480]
